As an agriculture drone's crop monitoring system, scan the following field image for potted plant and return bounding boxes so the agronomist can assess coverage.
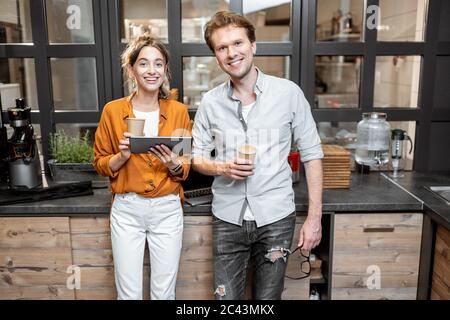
[47,129,107,184]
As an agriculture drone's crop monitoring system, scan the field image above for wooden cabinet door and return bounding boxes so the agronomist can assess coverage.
[331,213,423,300]
[431,225,450,300]
[0,217,74,299]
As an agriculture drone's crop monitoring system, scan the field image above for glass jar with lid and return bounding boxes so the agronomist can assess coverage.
[355,112,390,166]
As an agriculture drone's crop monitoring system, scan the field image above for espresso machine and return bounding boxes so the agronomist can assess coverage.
[6,98,42,189]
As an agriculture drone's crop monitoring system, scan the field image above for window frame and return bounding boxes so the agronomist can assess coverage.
[1,0,449,171]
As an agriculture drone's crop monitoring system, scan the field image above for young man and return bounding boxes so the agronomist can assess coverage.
[191,11,323,300]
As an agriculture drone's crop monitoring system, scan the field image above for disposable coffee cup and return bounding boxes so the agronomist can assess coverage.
[126,118,145,136]
[238,145,257,162]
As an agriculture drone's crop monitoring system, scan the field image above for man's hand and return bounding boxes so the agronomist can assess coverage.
[298,214,322,251]
[219,158,254,180]
[299,159,323,251]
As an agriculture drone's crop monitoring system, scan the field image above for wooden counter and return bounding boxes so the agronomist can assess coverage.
[0,215,309,300]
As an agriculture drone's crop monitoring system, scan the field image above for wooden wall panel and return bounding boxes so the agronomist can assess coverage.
[69,217,151,300]
[0,217,74,299]
[70,217,116,300]
[177,216,310,300]
[0,217,71,248]
[176,216,214,299]
[0,215,313,300]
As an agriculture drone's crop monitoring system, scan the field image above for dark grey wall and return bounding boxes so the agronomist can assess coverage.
[438,0,450,41]
[433,57,450,111]
[428,123,450,171]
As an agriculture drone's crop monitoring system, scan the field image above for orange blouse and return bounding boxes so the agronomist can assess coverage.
[93,93,191,200]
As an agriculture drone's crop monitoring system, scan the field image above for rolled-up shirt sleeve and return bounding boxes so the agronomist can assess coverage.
[292,87,324,162]
[192,100,215,159]
[93,107,120,178]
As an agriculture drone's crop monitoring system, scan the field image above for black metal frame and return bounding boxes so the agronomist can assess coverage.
[109,0,299,98]
[308,0,449,173]
[417,213,436,300]
[108,0,299,120]
[0,0,449,171]
[0,0,112,165]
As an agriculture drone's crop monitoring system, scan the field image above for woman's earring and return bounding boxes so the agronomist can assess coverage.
[131,78,136,89]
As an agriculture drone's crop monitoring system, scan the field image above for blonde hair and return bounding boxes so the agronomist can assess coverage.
[121,33,171,99]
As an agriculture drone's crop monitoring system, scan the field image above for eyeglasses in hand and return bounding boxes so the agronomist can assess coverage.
[285,245,311,280]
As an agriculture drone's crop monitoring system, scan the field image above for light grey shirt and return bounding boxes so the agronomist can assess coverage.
[192,69,323,227]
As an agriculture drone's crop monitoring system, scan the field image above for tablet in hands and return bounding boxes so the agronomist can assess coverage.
[129,136,192,155]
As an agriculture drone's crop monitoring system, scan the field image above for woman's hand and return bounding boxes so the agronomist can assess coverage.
[108,132,132,172]
[149,144,181,172]
[118,132,132,160]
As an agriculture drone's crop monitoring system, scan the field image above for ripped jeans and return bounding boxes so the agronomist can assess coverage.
[212,212,296,300]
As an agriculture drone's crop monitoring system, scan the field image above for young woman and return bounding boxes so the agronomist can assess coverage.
[93,33,191,300]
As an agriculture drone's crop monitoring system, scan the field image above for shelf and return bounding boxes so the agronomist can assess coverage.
[310,277,327,284]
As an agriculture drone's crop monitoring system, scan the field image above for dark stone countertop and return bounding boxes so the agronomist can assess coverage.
[0,173,423,217]
[293,172,422,212]
[383,172,450,230]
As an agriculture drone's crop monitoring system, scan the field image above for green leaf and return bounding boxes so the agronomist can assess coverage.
[49,129,94,164]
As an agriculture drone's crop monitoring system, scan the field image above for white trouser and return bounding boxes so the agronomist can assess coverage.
[110,192,183,300]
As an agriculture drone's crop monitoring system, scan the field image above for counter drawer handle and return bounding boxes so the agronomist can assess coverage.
[363,227,395,233]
